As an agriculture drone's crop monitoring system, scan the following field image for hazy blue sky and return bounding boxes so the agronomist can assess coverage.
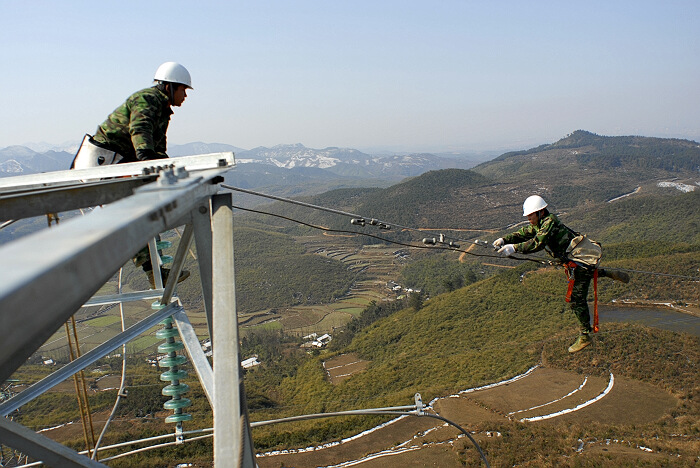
[2,1,698,153]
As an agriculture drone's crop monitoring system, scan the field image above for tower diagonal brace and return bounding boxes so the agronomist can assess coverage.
[0,417,106,467]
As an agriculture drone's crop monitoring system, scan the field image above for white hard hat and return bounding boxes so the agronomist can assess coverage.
[154,62,192,89]
[523,195,548,216]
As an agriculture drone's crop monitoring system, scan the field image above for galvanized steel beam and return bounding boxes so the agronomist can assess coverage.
[0,176,156,221]
[0,152,235,190]
[173,309,214,406]
[0,417,106,467]
[191,198,215,338]
[0,167,226,383]
[211,193,256,467]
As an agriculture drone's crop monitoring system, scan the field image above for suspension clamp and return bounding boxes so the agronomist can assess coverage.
[414,393,424,415]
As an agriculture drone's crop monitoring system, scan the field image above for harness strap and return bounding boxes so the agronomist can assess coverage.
[564,261,577,303]
[593,268,599,333]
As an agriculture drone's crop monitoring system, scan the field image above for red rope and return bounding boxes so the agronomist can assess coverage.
[564,262,576,303]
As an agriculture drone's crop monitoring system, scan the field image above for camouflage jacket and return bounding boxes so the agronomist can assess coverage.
[503,213,576,261]
[92,86,172,163]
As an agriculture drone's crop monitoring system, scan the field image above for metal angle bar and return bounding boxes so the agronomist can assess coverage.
[79,427,213,457]
[0,168,225,383]
[0,303,182,416]
[211,193,252,467]
[148,237,165,290]
[0,153,235,190]
[172,309,214,405]
[159,224,194,306]
[0,176,155,221]
[0,417,106,467]
[0,219,18,230]
[83,289,166,306]
[191,198,214,340]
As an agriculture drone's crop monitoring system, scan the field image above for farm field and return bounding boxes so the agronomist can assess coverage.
[32,235,401,363]
[238,237,407,338]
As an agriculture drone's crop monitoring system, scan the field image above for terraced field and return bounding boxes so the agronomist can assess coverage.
[33,234,401,360]
[239,236,406,338]
[256,366,682,467]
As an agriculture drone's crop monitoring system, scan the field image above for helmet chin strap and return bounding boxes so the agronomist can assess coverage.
[167,83,175,106]
[155,81,175,106]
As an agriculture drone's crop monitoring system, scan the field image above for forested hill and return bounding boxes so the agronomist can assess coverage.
[473,130,700,180]
[353,169,490,227]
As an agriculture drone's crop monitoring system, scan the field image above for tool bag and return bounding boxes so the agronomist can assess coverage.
[566,234,602,268]
[70,134,123,169]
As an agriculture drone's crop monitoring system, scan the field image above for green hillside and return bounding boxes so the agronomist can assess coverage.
[222,131,699,318]
[479,130,700,176]
[123,226,357,314]
[471,130,700,208]
[566,190,700,244]
[238,132,699,463]
[246,265,699,462]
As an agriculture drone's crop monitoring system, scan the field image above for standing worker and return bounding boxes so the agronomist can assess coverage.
[71,62,193,288]
[493,195,629,353]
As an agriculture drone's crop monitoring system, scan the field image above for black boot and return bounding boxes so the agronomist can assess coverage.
[146,267,190,289]
[599,268,630,283]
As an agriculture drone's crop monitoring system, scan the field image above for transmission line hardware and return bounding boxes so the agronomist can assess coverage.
[156,240,173,264]
[157,316,192,442]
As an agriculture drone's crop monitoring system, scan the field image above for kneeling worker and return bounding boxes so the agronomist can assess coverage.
[493,195,629,353]
[72,62,193,288]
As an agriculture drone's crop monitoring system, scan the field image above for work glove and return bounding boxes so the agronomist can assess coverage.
[492,238,505,249]
[498,244,515,257]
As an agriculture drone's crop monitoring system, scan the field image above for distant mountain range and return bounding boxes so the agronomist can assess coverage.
[0,141,494,202]
[0,146,76,175]
[3,132,697,215]
[253,130,700,237]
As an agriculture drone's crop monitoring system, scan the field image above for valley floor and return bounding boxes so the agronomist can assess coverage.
[255,366,685,467]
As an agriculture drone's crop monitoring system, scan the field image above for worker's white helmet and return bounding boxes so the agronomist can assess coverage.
[523,195,548,216]
[154,62,192,89]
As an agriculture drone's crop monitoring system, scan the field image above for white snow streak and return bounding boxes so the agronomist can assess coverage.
[508,376,588,416]
[519,373,614,422]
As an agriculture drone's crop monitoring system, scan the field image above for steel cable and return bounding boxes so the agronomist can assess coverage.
[224,185,700,280]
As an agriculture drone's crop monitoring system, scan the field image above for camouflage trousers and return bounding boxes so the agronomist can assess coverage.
[566,264,594,334]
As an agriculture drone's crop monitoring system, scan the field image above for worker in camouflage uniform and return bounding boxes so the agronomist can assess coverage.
[493,195,629,353]
[71,62,193,288]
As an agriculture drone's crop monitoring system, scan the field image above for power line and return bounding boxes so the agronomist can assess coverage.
[222,184,492,246]
[229,203,546,265]
[224,185,700,281]
[613,268,700,281]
